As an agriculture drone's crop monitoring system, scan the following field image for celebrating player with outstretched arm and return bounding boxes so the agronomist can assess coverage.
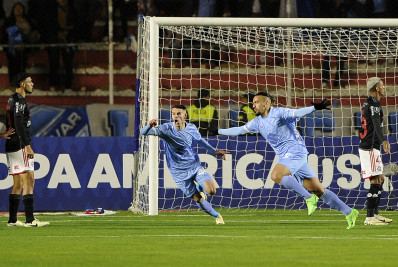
[218,92,359,229]
[359,77,392,226]
[141,105,227,224]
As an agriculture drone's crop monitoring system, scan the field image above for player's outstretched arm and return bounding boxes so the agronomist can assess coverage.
[218,126,249,136]
[197,138,228,160]
[293,98,331,118]
[141,119,159,135]
[0,128,15,139]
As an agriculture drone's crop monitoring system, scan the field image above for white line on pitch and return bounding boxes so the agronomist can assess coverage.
[32,234,398,240]
[32,219,352,223]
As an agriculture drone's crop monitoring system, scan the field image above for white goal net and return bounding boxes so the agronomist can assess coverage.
[130,17,398,215]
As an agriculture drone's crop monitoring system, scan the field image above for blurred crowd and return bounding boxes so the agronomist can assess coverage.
[0,0,397,91]
[139,0,398,18]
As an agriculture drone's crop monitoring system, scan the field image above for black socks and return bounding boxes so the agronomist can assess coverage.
[367,184,381,218]
[8,194,20,223]
[23,194,35,223]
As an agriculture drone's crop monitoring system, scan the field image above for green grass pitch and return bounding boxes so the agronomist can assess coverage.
[1,209,397,266]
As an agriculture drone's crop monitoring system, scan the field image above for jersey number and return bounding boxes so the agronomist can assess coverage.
[359,117,367,139]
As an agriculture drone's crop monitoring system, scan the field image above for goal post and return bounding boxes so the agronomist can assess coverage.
[131,16,398,215]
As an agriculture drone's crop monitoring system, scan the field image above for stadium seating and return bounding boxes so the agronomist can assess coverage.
[389,111,398,134]
[299,110,335,136]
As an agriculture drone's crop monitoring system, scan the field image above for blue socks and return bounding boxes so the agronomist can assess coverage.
[280,176,352,216]
[280,176,312,200]
[197,200,219,218]
[321,189,351,216]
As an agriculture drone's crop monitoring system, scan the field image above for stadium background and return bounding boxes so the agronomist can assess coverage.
[0,0,398,211]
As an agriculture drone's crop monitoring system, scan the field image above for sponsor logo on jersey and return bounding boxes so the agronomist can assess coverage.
[283,153,292,158]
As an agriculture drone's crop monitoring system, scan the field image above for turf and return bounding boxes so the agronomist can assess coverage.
[1,209,397,266]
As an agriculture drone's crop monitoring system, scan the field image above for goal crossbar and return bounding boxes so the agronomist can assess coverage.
[150,17,398,28]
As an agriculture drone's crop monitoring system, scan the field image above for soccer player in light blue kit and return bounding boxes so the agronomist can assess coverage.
[141,105,227,224]
[218,92,359,229]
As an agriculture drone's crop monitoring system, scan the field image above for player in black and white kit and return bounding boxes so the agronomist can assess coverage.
[5,72,49,227]
[358,77,392,226]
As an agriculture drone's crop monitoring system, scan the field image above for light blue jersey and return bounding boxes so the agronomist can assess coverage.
[244,107,309,157]
[141,122,216,182]
[218,106,316,180]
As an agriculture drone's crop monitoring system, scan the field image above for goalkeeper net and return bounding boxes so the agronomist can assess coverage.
[130,17,398,215]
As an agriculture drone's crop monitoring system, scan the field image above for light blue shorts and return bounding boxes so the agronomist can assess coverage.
[174,168,213,198]
[278,153,316,184]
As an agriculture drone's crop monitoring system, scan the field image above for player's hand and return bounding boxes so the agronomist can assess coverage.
[25,145,34,159]
[0,128,15,139]
[311,98,331,110]
[215,150,228,160]
[148,119,158,127]
[383,140,391,154]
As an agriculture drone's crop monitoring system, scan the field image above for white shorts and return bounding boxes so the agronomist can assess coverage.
[358,148,383,179]
[6,148,34,175]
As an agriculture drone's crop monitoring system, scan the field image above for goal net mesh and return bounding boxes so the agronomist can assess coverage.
[130,16,398,214]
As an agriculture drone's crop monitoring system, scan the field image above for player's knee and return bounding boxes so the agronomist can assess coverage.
[12,184,23,192]
[12,181,23,192]
[270,172,282,184]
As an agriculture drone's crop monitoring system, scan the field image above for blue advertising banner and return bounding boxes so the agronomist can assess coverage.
[0,136,397,211]
[30,105,91,137]
[0,137,134,211]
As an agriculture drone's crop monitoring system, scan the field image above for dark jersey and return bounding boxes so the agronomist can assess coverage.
[5,92,31,152]
[359,96,385,150]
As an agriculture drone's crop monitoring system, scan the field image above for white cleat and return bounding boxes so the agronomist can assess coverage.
[25,219,50,227]
[7,220,25,227]
[375,214,393,223]
[200,191,207,201]
[215,214,225,225]
[364,218,388,226]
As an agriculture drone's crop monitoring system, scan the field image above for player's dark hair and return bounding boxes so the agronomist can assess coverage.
[11,72,30,88]
[255,92,275,103]
[255,92,272,98]
[172,104,187,110]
